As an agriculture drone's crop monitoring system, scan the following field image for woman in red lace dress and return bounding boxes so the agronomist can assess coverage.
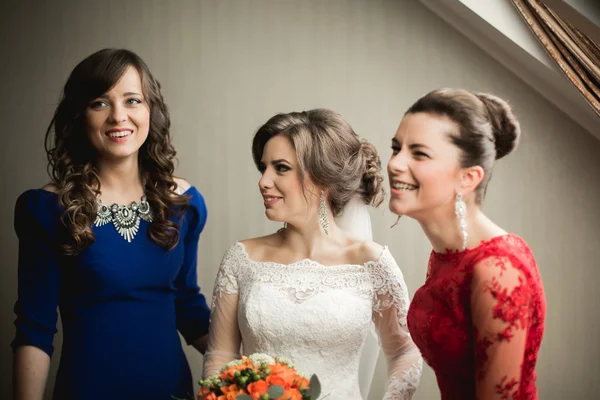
[387,89,546,400]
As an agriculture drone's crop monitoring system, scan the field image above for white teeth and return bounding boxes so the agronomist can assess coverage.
[265,197,278,201]
[392,182,418,191]
[107,131,132,138]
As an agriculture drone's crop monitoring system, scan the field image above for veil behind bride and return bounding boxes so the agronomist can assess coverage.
[334,196,381,399]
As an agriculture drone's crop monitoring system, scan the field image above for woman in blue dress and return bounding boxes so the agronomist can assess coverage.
[12,48,210,400]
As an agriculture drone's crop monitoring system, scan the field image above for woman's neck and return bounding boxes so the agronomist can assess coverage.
[96,156,144,204]
[419,206,504,253]
[281,210,347,259]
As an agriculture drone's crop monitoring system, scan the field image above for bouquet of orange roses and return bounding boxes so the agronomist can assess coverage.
[197,354,321,400]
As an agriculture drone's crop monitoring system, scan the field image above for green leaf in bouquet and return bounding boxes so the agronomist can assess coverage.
[309,375,321,399]
[267,384,285,398]
[300,388,312,400]
[236,395,253,400]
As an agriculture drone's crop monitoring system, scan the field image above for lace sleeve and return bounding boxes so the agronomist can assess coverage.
[471,256,532,399]
[370,248,423,399]
[202,244,243,378]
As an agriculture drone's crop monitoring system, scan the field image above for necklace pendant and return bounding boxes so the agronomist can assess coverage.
[138,196,153,223]
[95,203,113,227]
[94,195,152,242]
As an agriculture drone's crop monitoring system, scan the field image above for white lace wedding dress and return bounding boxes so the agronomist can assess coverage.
[203,242,423,400]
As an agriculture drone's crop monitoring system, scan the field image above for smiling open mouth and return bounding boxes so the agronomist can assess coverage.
[106,130,133,138]
[391,182,418,191]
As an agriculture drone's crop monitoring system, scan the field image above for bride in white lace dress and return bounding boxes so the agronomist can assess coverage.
[203,109,423,399]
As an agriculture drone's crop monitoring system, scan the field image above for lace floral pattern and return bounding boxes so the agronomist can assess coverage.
[383,359,424,400]
[407,234,546,400]
[205,242,422,399]
[369,250,411,335]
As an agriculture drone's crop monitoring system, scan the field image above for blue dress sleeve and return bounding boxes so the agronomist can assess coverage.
[174,187,211,344]
[12,190,63,357]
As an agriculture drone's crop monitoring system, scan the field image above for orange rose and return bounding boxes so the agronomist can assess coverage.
[217,384,245,400]
[270,363,298,382]
[220,369,233,380]
[217,391,244,400]
[247,380,269,399]
[221,384,240,394]
[221,356,257,379]
[266,375,290,390]
[217,394,241,400]
[291,377,310,390]
[199,393,217,400]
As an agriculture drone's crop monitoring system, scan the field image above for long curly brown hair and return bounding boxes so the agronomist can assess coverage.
[45,48,189,255]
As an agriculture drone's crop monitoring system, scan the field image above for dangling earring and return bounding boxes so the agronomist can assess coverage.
[319,190,330,236]
[455,192,468,250]
[390,215,401,228]
[277,222,287,233]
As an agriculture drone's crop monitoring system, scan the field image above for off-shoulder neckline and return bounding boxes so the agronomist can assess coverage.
[234,241,390,269]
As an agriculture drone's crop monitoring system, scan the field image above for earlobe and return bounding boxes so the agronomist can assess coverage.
[460,166,484,194]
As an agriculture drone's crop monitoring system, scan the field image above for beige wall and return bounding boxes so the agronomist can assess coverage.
[1,0,599,399]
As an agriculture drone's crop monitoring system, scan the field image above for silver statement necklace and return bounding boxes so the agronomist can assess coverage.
[94,195,153,242]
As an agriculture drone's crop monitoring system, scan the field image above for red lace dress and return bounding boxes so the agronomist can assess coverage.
[407,234,546,400]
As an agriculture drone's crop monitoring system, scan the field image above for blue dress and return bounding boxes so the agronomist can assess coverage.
[12,187,211,400]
